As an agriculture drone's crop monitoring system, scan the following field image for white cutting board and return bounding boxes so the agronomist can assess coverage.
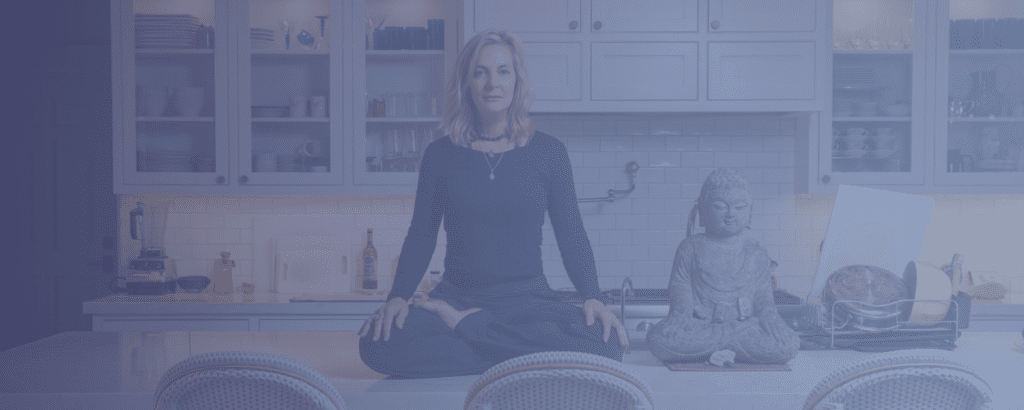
[807,185,934,304]
[273,236,349,294]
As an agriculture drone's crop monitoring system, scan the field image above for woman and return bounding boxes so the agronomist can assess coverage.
[358,29,627,378]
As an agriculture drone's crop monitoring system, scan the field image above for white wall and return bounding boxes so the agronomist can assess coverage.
[118,113,1024,303]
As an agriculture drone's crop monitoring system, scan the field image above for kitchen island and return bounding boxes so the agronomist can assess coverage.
[1,331,1020,410]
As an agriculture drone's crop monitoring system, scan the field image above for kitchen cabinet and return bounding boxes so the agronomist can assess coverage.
[810,0,928,191]
[112,0,348,194]
[465,0,826,112]
[935,0,1024,189]
[352,0,456,186]
[808,0,1024,194]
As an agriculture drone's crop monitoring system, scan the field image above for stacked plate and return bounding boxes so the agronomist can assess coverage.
[834,66,875,87]
[251,28,275,49]
[135,13,202,49]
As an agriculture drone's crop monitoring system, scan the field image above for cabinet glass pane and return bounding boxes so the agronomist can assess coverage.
[248,0,333,174]
[364,0,447,175]
[833,0,914,51]
[133,0,217,173]
[945,0,1024,174]
[831,0,915,175]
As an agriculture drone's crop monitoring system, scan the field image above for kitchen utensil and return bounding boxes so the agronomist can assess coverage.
[823,265,909,332]
[902,260,952,326]
[808,185,933,305]
[428,19,444,50]
[126,202,178,295]
[173,87,204,117]
[301,139,326,157]
[176,275,211,293]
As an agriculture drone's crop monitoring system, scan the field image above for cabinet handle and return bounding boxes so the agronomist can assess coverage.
[593,21,602,30]
[569,20,578,30]
[711,20,721,30]
[238,175,249,184]
[821,175,831,184]
[216,175,225,185]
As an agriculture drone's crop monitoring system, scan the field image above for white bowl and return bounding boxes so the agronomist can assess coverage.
[902,260,952,326]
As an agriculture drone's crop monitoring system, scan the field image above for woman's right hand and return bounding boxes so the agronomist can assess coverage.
[358,297,409,342]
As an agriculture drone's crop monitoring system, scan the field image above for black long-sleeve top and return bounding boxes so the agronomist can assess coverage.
[386,131,601,302]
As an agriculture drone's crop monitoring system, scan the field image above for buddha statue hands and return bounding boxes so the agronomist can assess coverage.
[648,168,800,365]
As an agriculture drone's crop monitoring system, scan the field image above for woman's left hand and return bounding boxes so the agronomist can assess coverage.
[583,298,628,347]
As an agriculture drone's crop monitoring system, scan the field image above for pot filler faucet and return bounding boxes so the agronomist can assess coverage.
[577,161,640,203]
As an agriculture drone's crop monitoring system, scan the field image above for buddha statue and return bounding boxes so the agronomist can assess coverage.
[647,168,800,365]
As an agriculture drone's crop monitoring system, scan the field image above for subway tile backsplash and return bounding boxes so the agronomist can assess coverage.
[119,114,1024,303]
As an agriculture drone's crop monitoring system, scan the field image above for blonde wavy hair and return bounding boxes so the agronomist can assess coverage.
[440,29,534,148]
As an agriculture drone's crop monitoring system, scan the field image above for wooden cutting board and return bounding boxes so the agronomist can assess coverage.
[808,185,934,304]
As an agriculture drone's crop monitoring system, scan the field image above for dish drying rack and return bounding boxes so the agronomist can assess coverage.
[798,298,967,352]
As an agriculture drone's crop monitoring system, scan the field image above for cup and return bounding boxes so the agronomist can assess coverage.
[254,153,276,172]
[173,87,205,117]
[289,96,308,117]
[301,139,326,157]
[310,96,327,117]
[137,85,168,117]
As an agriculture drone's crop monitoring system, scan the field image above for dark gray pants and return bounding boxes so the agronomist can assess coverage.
[358,292,624,378]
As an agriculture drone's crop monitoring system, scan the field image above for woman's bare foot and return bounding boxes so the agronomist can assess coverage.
[412,298,481,330]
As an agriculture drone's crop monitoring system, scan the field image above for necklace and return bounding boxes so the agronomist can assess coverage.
[483,150,505,180]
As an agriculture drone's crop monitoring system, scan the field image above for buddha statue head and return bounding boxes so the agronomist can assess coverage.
[687,168,753,238]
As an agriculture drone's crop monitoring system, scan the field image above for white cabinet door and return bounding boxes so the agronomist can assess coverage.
[707,42,816,100]
[524,42,583,101]
[590,0,698,33]
[709,0,816,32]
[591,42,698,101]
[473,0,581,33]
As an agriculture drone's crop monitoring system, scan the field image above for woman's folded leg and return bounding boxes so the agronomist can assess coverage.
[358,305,500,378]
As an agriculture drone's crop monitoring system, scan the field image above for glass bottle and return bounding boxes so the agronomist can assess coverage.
[361,229,378,290]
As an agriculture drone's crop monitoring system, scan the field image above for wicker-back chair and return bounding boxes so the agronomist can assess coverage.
[464,351,654,410]
[803,348,993,410]
[154,351,346,410]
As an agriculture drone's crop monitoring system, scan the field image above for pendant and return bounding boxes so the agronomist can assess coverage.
[488,152,494,158]
[489,172,495,180]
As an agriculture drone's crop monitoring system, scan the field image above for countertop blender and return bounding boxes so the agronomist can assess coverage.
[125,202,178,295]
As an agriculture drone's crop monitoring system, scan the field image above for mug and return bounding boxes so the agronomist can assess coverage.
[289,96,308,117]
[301,140,326,157]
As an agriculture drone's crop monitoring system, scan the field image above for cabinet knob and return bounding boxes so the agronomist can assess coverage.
[216,175,226,185]
[593,21,602,30]
[821,175,831,184]
[569,20,578,30]
[239,175,249,184]
[711,20,721,30]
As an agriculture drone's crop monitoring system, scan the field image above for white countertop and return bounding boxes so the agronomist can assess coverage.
[84,292,388,315]
[1,331,1021,410]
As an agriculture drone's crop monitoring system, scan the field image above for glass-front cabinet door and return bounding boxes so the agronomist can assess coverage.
[937,0,1024,187]
[116,0,229,186]
[353,0,452,185]
[820,0,926,187]
[237,0,344,186]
